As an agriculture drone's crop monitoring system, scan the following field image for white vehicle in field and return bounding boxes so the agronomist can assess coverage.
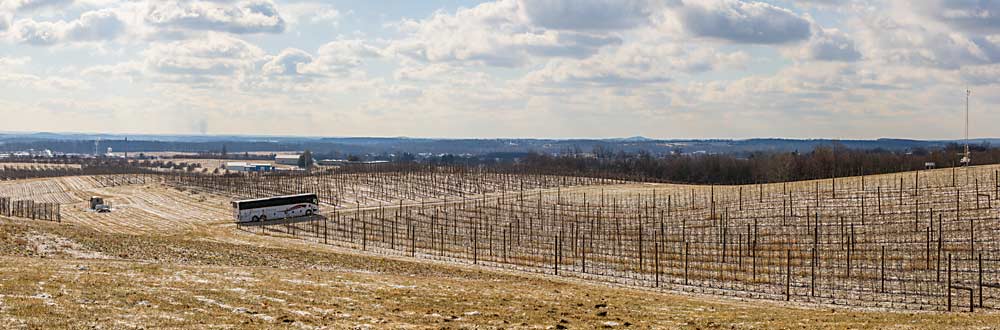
[232,193,319,223]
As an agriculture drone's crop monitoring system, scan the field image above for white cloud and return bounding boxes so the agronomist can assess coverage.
[913,1,1000,34]
[0,12,11,31]
[0,72,89,91]
[80,61,144,81]
[8,8,125,45]
[281,2,341,26]
[260,39,380,79]
[798,28,862,61]
[65,8,125,41]
[394,63,491,84]
[377,85,423,100]
[96,35,383,94]
[9,19,62,45]
[144,0,286,34]
[262,48,313,76]
[793,0,852,8]
[3,0,73,12]
[671,0,812,44]
[390,0,623,67]
[143,33,264,79]
[305,40,381,74]
[0,57,30,71]
[525,42,748,86]
[855,8,1000,69]
[961,64,1000,85]
[517,0,652,31]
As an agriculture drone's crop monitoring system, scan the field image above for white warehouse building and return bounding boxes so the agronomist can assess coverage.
[225,162,274,172]
[275,154,301,166]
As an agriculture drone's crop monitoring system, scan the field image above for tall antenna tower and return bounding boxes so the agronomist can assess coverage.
[961,88,971,166]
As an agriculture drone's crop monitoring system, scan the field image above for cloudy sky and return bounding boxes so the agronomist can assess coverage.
[1,0,997,139]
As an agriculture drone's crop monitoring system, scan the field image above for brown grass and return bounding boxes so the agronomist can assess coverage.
[1,217,999,329]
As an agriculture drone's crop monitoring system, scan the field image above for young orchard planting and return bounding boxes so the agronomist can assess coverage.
[166,164,623,208]
[2,161,1000,329]
[245,165,1000,312]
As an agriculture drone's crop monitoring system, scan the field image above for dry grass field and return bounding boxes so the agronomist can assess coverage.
[0,165,999,328]
[4,216,1000,329]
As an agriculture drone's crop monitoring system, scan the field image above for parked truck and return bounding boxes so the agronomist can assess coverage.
[90,196,111,213]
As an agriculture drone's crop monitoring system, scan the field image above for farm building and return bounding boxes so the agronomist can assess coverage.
[316,159,390,166]
[224,162,274,172]
[274,154,301,166]
[316,159,348,166]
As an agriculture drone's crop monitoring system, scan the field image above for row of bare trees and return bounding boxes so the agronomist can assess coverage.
[246,167,1000,312]
[0,164,154,181]
[518,144,1000,184]
[0,197,60,221]
[166,163,624,208]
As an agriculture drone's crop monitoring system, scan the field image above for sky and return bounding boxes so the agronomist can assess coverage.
[0,0,998,139]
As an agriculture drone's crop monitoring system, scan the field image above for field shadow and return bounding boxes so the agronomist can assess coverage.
[236,214,327,227]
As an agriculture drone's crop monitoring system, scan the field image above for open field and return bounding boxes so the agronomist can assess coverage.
[0,165,999,327]
[0,176,98,204]
[60,184,232,235]
[3,217,1000,329]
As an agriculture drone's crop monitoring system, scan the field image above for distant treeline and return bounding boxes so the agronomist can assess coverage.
[0,136,975,157]
[512,143,1000,185]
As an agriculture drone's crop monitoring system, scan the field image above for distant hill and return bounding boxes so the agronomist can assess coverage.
[0,132,993,156]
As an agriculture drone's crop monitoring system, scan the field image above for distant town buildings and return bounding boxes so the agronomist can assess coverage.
[0,149,55,158]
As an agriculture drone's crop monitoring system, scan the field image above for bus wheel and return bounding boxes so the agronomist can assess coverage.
[259,215,267,222]
[306,209,313,216]
[251,216,259,222]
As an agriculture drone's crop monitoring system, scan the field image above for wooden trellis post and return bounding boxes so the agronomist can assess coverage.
[786,249,792,301]
[684,242,689,285]
[654,229,660,288]
[881,245,886,293]
[948,254,953,311]
[937,215,943,282]
[926,226,931,269]
[979,253,984,308]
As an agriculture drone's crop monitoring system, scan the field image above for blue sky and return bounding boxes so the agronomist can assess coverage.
[1,0,998,139]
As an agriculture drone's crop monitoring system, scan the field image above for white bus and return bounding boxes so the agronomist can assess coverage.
[232,193,319,223]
